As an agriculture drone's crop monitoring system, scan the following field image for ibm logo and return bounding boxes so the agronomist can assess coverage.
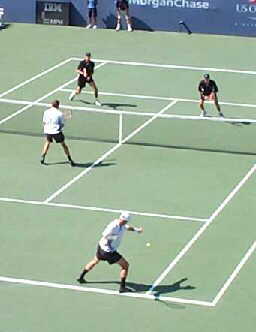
[44,3,63,12]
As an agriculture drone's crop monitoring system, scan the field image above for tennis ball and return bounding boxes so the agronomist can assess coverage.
[146,242,151,247]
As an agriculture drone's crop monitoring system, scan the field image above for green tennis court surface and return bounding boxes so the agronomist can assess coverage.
[1,23,256,332]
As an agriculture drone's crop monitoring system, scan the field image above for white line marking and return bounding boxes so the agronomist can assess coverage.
[208,164,256,222]
[61,88,172,101]
[0,58,73,98]
[0,78,76,125]
[212,240,256,306]
[44,101,177,203]
[0,197,207,223]
[0,62,107,126]
[0,275,213,307]
[146,164,256,295]
[1,97,256,124]
[44,143,122,203]
[60,88,256,109]
[72,57,256,76]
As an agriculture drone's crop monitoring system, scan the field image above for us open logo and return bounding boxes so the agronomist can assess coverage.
[235,0,256,28]
[236,0,256,13]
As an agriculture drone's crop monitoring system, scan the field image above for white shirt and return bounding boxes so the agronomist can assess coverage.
[43,107,64,134]
[99,219,128,252]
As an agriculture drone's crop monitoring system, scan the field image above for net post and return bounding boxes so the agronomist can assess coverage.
[119,113,123,144]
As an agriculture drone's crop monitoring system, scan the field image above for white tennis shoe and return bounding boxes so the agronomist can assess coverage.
[95,100,102,106]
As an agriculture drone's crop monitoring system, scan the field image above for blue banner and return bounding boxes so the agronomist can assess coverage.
[1,0,256,36]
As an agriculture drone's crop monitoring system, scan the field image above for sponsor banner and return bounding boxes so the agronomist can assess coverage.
[36,1,70,25]
[1,0,256,36]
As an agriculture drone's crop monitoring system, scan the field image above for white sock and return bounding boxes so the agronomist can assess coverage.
[69,91,76,100]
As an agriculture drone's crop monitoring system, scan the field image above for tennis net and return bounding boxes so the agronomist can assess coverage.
[0,99,256,155]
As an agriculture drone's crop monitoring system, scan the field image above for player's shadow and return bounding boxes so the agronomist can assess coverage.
[44,161,70,166]
[72,160,116,168]
[102,103,137,110]
[85,278,195,296]
[128,278,195,296]
[78,99,92,105]
[79,99,137,109]
[0,24,11,31]
[45,159,116,168]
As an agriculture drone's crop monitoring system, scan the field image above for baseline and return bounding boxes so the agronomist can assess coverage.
[0,275,213,307]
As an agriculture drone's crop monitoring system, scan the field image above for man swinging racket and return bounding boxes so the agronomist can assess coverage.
[77,211,143,293]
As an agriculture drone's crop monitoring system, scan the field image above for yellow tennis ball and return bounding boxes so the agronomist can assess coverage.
[146,242,151,247]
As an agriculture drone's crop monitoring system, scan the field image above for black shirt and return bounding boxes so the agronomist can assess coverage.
[77,60,95,79]
[198,80,218,95]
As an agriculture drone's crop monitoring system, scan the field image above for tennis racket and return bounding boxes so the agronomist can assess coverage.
[62,109,72,120]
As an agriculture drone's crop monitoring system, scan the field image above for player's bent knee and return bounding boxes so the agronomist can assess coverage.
[117,258,128,269]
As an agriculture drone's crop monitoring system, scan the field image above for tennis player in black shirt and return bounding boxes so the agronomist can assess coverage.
[69,52,101,106]
[198,74,224,117]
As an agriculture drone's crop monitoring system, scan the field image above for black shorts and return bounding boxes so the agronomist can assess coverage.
[88,8,97,18]
[96,245,122,265]
[78,76,94,89]
[202,92,212,97]
[46,132,65,143]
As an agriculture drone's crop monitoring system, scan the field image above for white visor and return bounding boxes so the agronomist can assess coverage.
[120,211,131,221]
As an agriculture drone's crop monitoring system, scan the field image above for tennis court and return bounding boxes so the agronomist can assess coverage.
[1,24,256,332]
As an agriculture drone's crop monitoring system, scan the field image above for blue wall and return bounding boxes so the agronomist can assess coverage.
[1,0,256,36]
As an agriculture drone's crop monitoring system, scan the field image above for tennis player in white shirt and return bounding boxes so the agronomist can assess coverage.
[41,100,75,166]
[77,211,143,293]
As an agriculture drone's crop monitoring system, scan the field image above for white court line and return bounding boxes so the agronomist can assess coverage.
[44,100,177,203]
[0,276,213,307]
[1,97,256,124]
[0,197,207,223]
[72,57,256,76]
[146,164,256,295]
[0,62,107,126]
[208,164,256,221]
[60,88,256,109]
[0,78,77,125]
[212,240,256,306]
[0,58,73,98]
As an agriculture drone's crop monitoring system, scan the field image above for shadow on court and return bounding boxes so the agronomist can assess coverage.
[79,99,137,109]
[84,278,195,296]
[101,103,137,110]
[0,24,11,31]
[45,159,116,168]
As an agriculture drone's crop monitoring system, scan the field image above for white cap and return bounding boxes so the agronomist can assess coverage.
[120,211,131,221]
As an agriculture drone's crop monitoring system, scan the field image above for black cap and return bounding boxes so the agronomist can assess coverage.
[52,100,60,108]
[85,52,91,57]
[203,73,210,79]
